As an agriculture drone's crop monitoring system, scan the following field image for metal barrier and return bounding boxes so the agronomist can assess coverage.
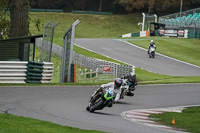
[0,61,53,83]
[73,52,133,78]
[0,61,27,83]
[35,40,134,80]
[77,68,98,83]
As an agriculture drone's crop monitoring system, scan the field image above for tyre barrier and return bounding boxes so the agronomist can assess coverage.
[0,61,53,83]
[26,61,54,83]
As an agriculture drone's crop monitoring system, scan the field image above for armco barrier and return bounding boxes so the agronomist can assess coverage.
[0,61,53,83]
[26,61,54,83]
[0,61,27,83]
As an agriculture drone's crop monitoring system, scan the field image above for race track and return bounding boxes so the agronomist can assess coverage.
[0,84,200,133]
[75,38,200,76]
[0,39,200,133]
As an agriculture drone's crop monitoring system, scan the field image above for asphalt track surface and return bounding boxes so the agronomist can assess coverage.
[0,84,200,133]
[75,38,200,76]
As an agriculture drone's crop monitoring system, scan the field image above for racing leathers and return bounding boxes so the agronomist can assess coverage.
[92,81,122,106]
[101,82,122,103]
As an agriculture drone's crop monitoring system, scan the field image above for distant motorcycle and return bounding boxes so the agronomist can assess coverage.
[148,46,156,58]
[86,88,115,113]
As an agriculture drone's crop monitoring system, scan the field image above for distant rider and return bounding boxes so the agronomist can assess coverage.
[148,40,156,54]
[91,78,123,107]
[122,72,137,97]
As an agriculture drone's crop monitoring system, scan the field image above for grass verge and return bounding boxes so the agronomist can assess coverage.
[0,113,107,133]
[29,12,142,46]
[149,106,200,133]
[127,36,200,66]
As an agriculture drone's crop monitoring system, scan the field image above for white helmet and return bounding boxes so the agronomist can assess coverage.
[151,40,154,43]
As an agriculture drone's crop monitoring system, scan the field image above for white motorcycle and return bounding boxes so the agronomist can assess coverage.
[119,76,137,99]
[149,46,156,58]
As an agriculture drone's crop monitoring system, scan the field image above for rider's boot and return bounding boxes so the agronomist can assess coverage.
[107,101,113,108]
[126,92,134,97]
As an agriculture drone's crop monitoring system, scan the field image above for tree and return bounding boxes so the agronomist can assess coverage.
[10,0,29,38]
[191,0,200,4]
[74,0,86,11]
[114,0,191,14]
[99,0,102,12]
[0,0,10,39]
[148,0,155,14]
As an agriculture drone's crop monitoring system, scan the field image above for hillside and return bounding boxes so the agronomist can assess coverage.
[29,12,142,46]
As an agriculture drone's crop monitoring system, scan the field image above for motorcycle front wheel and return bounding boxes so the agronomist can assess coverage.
[89,98,104,113]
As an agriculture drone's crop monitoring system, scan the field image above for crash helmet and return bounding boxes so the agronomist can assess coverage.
[114,78,122,88]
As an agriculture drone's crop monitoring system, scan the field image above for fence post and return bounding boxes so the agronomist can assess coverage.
[96,68,98,83]
[90,69,92,83]
[85,69,87,83]
[57,66,59,81]
[78,69,81,83]
[74,64,76,83]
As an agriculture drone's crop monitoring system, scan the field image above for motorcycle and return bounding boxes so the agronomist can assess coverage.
[86,88,115,113]
[120,79,130,99]
[149,46,156,58]
[120,77,137,99]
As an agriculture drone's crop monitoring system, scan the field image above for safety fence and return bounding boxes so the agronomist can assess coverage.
[30,8,63,12]
[77,68,98,83]
[35,39,134,83]
[76,67,117,83]
[0,61,53,83]
[73,52,133,78]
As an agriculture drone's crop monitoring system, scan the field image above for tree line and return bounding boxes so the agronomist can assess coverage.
[29,0,200,14]
[1,0,200,39]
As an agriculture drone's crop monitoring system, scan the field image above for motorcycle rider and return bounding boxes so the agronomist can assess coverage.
[148,40,156,54]
[91,78,123,107]
[122,72,137,97]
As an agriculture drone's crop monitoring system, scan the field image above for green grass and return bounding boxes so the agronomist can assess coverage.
[135,68,200,84]
[74,45,126,65]
[128,37,200,66]
[149,106,200,133]
[30,12,141,47]
[0,113,107,133]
